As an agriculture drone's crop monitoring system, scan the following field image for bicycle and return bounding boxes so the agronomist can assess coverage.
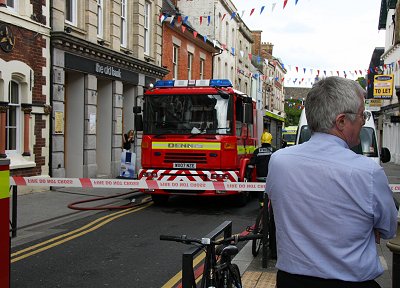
[160,233,262,288]
[250,179,276,269]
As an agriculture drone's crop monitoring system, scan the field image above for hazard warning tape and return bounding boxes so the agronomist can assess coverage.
[8,177,400,193]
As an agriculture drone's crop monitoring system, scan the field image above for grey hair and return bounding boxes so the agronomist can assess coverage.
[305,76,366,133]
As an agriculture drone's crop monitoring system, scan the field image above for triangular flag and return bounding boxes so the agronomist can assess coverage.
[183,16,188,24]
[170,16,175,25]
[177,16,182,23]
[193,31,198,38]
[203,35,207,42]
[213,40,216,47]
[241,11,245,18]
[207,16,211,26]
[260,6,265,14]
[283,0,288,9]
[250,8,255,16]
[231,47,235,55]
[272,3,276,12]
[317,70,320,75]
[240,50,244,58]
[200,16,203,25]
[230,12,236,20]
[221,13,226,21]
[181,26,186,33]
[295,0,299,5]
[303,68,306,74]
[248,53,252,60]
[324,70,326,76]
[296,66,298,72]
[160,15,166,23]
[337,71,340,76]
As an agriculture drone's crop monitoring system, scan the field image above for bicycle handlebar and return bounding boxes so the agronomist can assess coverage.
[160,233,262,246]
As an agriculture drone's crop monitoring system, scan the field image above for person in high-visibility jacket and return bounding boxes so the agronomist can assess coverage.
[249,131,276,203]
[248,131,277,259]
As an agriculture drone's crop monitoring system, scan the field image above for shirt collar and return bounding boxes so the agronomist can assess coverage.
[309,132,349,149]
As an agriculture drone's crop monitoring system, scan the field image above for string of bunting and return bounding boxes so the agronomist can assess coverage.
[160,0,392,87]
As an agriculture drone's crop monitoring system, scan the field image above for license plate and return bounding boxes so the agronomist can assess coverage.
[173,163,196,169]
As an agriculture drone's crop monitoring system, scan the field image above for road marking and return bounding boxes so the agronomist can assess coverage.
[11,203,152,263]
[161,251,206,288]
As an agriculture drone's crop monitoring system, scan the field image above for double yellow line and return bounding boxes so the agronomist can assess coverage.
[11,201,153,263]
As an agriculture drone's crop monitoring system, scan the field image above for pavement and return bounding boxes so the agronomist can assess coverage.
[8,162,400,287]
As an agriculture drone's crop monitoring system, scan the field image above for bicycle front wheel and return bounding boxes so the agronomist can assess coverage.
[228,263,242,288]
[251,210,263,257]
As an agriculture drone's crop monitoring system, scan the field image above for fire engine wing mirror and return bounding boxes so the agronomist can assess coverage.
[133,106,142,114]
[380,147,391,163]
[134,114,143,131]
[243,103,253,124]
[217,90,230,99]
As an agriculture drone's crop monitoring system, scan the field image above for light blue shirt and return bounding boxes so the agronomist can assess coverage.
[266,132,397,281]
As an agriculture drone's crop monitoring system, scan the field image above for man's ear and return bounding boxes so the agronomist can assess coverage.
[335,114,346,131]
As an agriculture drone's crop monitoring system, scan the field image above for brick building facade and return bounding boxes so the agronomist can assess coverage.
[0,1,51,183]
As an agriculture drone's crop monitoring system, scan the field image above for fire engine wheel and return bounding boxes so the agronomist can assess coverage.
[233,192,249,207]
[151,194,169,205]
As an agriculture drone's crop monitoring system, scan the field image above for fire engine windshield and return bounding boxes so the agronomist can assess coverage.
[143,94,233,135]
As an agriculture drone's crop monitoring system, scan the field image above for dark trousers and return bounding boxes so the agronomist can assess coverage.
[277,270,381,288]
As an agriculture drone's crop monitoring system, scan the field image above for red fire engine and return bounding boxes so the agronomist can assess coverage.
[134,79,260,205]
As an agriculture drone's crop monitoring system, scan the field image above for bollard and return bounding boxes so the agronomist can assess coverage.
[0,159,10,288]
[387,215,400,288]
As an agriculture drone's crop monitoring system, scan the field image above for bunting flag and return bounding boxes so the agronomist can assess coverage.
[283,0,288,9]
[207,16,211,25]
[203,35,207,42]
[199,16,202,25]
[221,13,226,21]
[272,3,276,12]
[250,8,255,16]
[183,16,188,24]
[260,6,265,14]
[295,0,299,5]
[231,47,235,55]
[193,31,198,38]
[296,66,298,72]
[181,25,186,33]
[240,50,244,58]
[303,68,306,74]
[241,10,245,18]
[230,12,236,20]
[317,70,320,75]
[248,53,252,60]
[323,70,326,76]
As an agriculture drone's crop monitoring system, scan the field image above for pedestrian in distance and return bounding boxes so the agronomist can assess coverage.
[265,76,398,288]
[122,129,134,151]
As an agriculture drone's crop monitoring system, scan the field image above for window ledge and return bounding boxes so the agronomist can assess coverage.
[6,152,36,170]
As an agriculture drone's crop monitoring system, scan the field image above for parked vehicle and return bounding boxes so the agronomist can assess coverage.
[133,79,263,205]
[296,109,391,164]
[282,125,297,146]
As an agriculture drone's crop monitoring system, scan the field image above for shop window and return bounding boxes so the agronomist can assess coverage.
[6,80,20,152]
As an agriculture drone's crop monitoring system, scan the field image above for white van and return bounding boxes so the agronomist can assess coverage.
[296,109,391,164]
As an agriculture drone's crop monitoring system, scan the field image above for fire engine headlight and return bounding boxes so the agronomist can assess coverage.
[152,172,158,178]
[224,175,229,179]
[211,174,217,179]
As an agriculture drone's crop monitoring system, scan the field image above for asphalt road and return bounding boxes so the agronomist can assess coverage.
[11,195,260,288]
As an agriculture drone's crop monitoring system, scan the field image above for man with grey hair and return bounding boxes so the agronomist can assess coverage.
[265,76,397,288]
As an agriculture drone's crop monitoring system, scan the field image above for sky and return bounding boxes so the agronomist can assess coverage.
[230,0,386,87]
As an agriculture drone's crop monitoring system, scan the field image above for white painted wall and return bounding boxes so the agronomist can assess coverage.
[65,73,84,177]
[96,79,113,176]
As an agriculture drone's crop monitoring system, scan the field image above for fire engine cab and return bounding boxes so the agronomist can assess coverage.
[133,79,260,205]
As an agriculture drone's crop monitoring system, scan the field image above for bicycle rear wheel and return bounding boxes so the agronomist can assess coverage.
[251,209,263,257]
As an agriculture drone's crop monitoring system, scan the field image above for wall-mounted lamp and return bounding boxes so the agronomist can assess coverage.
[97,39,105,46]
[64,26,72,33]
